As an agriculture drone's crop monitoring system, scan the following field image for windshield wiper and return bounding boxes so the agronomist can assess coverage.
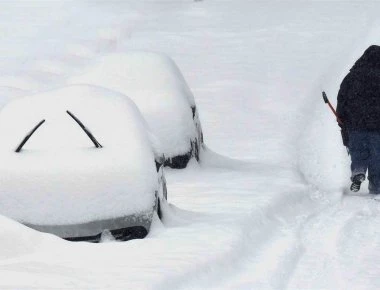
[66,110,102,148]
[15,120,46,153]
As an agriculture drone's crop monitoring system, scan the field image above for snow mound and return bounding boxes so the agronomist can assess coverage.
[0,85,159,225]
[0,214,58,260]
[68,52,199,158]
[298,95,348,193]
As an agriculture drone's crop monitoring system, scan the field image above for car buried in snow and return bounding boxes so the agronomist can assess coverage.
[0,85,167,242]
[69,52,204,169]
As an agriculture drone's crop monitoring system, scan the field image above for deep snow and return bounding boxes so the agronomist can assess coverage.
[1,1,380,289]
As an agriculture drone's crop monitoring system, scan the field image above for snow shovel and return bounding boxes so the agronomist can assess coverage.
[322,91,349,152]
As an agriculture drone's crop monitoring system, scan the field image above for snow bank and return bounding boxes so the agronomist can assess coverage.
[0,85,159,225]
[68,52,199,158]
[0,214,60,260]
[297,95,349,193]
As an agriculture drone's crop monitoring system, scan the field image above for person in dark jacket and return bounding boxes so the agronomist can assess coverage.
[337,45,380,193]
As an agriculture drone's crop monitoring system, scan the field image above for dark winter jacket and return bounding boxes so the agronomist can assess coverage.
[337,45,380,130]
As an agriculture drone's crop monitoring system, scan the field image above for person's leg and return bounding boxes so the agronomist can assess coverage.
[348,130,369,190]
[367,131,380,194]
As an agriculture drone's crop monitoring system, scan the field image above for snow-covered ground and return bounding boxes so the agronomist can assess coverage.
[1,1,380,289]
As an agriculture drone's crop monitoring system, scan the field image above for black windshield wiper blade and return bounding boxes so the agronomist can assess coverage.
[15,119,46,153]
[66,110,102,148]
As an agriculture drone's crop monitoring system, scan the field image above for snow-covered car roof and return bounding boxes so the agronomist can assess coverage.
[68,52,198,158]
[0,85,159,226]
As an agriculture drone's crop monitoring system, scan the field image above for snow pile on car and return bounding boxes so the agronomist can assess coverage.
[68,52,201,160]
[0,85,159,225]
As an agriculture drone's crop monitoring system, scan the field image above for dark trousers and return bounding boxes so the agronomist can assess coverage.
[348,130,380,193]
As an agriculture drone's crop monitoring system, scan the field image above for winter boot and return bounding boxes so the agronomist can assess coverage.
[350,173,365,192]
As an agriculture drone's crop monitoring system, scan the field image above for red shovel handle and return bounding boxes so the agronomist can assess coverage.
[322,91,343,125]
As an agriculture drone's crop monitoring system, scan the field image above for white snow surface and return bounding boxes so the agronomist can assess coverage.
[69,52,197,157]
[1,1,380,289]
[0,85,158,224]
[0,87,23,111]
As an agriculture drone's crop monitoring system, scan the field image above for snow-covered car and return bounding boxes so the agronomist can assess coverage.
[69,52,204,169]
[0,85,167,242]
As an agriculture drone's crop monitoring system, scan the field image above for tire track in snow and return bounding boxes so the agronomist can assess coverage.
[336,196,380,289]
[287,192,380,289]
[288,200,351,289]
[210,187,346,290]
[155,179,328,290]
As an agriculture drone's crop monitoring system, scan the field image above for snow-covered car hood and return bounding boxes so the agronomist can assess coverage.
[0,85,159,225]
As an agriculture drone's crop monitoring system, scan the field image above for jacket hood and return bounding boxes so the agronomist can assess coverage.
[351,45,380,72]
